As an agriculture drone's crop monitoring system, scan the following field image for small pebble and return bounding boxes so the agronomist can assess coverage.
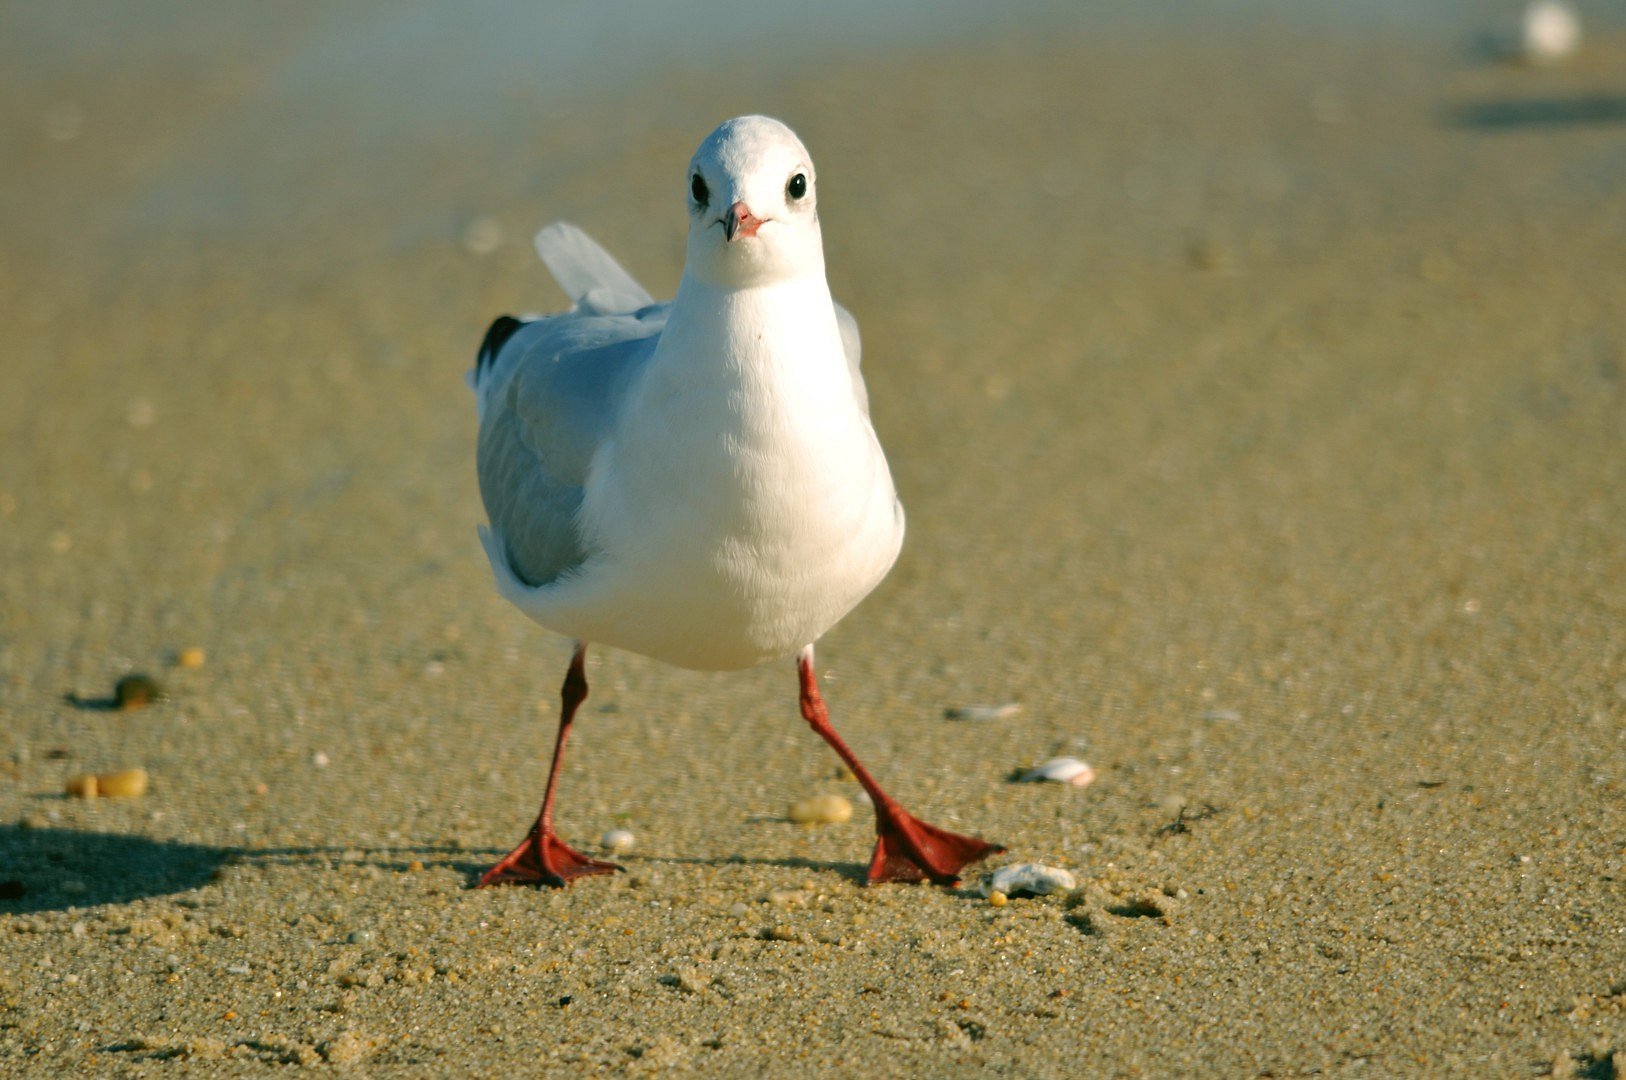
[176,647,206,669]
[226,963,252,976]
[67,770,150,799]
[788,793,853,825]
[944,703,1022,721]
[982,863,1077,898]
[313,752,330,768]
[126,398,155,427]
[987,890,1008,908]
[461,216,505,255]
[1019,756,1096,787]
[96,768,149,798]
[405,860,425,873]
[114,674,163,710]
[601,828,635,855]
[347,930,373,945]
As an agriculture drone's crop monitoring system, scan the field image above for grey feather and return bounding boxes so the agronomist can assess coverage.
[476,298,667,588]
[534,223,654,314]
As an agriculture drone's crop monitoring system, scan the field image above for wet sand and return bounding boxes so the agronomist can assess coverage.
[2,6,1624,1075]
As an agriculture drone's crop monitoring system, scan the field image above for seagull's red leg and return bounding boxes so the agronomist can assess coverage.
[479,644,621,888]
[796,648,1003,885]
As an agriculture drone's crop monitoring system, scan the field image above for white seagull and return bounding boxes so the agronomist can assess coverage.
[469,115,1001,888]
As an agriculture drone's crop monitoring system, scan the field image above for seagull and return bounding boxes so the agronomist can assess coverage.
[469,115,1001,888]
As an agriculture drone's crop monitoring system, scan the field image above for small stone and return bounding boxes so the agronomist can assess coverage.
[1019,757,1096,787]
[347,930,372,945]
[601,828,635,855]
[65,774,98,799]
[96,768,149,798]
[175,647,206,669]
[987,890,1008,908]
[788,794,853,825]
[114,674,162,710]
[761,926,800,942]
[460,217,504,255]
[983,863,1076,898]
[944,703,1022,721]
[405,859,424,873]
[319,1031,377,1067]
[226,963,251,976]
[126,398,156,427]
[313,752,330,768]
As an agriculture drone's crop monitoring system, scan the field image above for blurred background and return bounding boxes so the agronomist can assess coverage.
[1,0,1623,1072]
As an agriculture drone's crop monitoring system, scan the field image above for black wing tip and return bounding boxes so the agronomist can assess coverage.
[476,315,525,376]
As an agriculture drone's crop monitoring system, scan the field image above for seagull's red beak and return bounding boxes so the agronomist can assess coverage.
[723,201,764,242]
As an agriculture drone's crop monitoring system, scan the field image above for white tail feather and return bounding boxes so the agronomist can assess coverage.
[534,223,653,315]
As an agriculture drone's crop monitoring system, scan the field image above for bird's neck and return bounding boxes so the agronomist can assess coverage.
[661,271,842,383]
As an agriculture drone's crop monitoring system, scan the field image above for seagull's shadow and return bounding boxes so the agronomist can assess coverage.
[0,825,229,914]
[0,824,876,913]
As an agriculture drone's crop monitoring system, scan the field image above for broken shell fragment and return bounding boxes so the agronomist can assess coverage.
[983,863,1076,898]
[944,703,1022,721]
[788,794,853,825]
[1019,756,1096,787]
[1522,0,1580,64]
[601,828,635,855]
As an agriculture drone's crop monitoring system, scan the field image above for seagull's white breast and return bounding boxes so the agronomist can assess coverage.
[554,276,904,670]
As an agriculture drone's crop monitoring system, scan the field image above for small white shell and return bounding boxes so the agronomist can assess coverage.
[983,863,1076,898]
[1523,0,1580,64]
[944,703,1022,721]
[600,828,635,854]
[1020,756,1096,787]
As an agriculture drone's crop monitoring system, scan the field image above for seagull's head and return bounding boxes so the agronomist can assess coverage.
[683,115,822,288]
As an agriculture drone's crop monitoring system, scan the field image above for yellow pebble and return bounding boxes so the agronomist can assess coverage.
[788,793,853,825]
[988,890,1008,907]
[96,768,149,798]
[176,647,206,669]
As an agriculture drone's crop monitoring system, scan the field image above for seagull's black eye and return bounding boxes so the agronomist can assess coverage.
[787,173,807,200]
[690,173,709,208]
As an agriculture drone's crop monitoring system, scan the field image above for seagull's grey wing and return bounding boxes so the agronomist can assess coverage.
[534,222,654,316]
[476,305,666,587]
[833,301,869,416]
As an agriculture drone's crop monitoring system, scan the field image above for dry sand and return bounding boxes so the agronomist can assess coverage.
[2,4,1624,1076]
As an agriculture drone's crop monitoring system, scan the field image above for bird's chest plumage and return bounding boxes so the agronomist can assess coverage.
[574,311,902,669]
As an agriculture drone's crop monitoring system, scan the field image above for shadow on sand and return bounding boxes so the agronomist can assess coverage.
[0,824,883,913]
[1450,94,1626,130]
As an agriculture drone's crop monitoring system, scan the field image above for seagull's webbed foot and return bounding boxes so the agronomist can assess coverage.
[867,805,1003,886]
[478,821,622,888]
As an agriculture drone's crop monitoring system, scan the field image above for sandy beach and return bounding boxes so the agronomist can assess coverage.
[2,2,1624,1074]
